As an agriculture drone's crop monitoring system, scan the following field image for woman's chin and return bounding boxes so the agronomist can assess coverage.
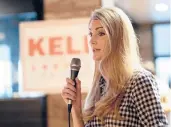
[93,56,101,61]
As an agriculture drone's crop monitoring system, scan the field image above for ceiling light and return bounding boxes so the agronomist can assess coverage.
[155,3,169,12]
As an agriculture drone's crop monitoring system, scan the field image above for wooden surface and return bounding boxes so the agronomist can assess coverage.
[47,93,87,127]
[44,0,101,19]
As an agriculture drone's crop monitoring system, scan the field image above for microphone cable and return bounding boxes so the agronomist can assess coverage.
[68,104,72,127]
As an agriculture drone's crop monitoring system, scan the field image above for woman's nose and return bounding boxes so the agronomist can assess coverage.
[91,41,97,45]
[89,37,97,45]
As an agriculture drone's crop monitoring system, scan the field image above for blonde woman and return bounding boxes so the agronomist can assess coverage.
[61,7,168,127]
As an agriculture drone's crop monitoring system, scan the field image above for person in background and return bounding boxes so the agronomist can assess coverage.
[61,7,168,126]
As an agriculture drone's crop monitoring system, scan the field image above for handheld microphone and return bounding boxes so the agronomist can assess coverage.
[68,58,81,113]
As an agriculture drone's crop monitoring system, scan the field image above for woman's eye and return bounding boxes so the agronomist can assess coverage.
[98,32,105,36]
[88,32,92,37]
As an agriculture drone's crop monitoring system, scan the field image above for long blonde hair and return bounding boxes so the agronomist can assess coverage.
[83,7,141,122]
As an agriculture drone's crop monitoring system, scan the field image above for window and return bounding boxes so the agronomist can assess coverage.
[0,44,12,97]
[0,12,37,98]
[153,24,170,57]
[153,23,171,87]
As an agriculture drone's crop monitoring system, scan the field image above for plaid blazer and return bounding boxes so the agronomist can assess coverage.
[84,68,168,127]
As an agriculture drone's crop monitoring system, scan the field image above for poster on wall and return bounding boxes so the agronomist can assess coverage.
[19,18,94,94]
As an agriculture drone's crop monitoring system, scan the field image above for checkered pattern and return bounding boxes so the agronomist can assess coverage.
[84,69,168,127]
[99,76,106,96]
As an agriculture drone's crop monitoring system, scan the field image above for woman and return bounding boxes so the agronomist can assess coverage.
[61,7,168,127]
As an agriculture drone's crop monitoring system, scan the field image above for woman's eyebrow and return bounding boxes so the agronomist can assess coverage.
[95,27,103,30]
[89,26,103,31]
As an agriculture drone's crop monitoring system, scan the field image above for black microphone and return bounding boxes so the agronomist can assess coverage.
[68,58,81,113]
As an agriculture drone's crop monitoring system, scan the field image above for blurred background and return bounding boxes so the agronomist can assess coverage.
[0,0,170,127]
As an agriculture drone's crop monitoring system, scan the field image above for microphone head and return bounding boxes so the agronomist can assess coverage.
[70,58,81,71]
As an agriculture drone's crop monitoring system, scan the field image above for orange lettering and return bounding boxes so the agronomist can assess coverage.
[67,36,80,54]
[49,37,63,55]
[29,38,44,56]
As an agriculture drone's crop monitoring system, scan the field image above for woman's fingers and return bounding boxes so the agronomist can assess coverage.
[61,81,77,102]
[63,87,76,98]
[65,82,77,93]
[76,78,81,89]
[62,92,76,101]
[66,78,75,86]
[61,77,82,108]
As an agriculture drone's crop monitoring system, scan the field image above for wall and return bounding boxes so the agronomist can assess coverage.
[136,24,154,62]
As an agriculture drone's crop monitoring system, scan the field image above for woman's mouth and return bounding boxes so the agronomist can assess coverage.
[93,49,101,52]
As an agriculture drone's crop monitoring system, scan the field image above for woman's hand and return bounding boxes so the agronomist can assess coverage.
[61,77,82,112]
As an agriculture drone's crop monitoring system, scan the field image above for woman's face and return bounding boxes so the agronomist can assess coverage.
[88,19,109,61]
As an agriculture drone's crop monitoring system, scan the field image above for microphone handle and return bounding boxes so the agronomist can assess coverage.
[71,70,79,88]
[68,70,79,112]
